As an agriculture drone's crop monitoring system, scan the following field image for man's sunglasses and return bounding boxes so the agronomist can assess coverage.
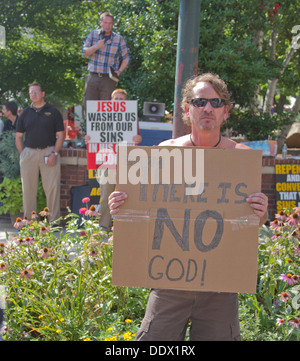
[190,98,226,108]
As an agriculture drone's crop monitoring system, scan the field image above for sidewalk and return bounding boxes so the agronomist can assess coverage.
[0,216,18,242]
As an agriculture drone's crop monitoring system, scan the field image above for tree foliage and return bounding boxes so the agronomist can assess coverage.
[0,0,299,139]
[0,0,88,107]
[0,131,20,178]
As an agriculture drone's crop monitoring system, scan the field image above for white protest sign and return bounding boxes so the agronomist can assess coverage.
[86,100,138,143]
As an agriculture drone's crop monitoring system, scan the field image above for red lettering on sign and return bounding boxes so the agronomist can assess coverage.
[96,101,127,112]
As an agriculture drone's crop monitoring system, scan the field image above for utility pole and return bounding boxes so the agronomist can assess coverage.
[172,0,201,139]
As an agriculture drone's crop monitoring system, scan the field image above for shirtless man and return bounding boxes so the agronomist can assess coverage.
[108,73,268,341]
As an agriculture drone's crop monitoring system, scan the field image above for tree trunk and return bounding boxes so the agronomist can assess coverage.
[263,30,277,113]
[250,30,264,113]
[264,78,278,114]
[277,88,300,151]
[263,30,295,114]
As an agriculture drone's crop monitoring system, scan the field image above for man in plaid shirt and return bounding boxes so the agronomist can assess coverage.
[82,12,130,104]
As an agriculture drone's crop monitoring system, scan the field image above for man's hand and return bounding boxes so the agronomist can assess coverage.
[108,191,127,215]
[84,39,105,57]
[246,192,268,218]
[95,38,105,50]
[47,153,57,167]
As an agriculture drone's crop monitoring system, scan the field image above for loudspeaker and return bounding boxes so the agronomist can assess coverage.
[143,102,165,122]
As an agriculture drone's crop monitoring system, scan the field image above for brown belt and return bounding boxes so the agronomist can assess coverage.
[90,72,109,77]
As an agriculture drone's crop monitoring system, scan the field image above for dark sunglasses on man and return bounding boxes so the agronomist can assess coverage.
[190,98,226,108]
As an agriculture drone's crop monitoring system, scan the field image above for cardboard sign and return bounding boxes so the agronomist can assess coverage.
[275,163,300,212]
[112,146,263,294]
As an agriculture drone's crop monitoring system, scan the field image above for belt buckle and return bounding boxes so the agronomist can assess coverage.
[98,73,104,78]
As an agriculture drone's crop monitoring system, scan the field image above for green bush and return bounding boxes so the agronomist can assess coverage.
[0,177,23,215]
[0,131,20,179]
[239,208,300,341]
[0,176,46,216]
[0,203,148,341]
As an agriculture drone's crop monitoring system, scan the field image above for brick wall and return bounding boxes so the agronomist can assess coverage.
[60,149,299,221]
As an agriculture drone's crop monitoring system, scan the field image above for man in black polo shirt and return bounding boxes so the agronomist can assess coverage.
[15,83,65,222]
[2,101,19,132]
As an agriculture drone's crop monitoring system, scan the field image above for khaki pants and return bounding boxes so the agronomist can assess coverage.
[135,289,241,341]
[98,168,116,232]
[84,73,116,113]
[20,147,61,222]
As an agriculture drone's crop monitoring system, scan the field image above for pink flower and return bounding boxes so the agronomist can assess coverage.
[276,318,285,326]
[279,273,296,285]
[89,249,97,257]
[0,327,12,335]
[39,226,50,234]
[13,217,23,230]
[85,205,100,217]
[39,207,51,218]
[23,236,34,244]
[271,232,281,241]
[39,247,54,259]
[0,262,8,272]
[289,318,300,328]
[0,243,5,256]
[287,213,300,227]
[275,211,288,222]
[291,228,300,240]
[31,211,39,219]
[270,219,282,231]
[22,217,30,226]
[278,292,292,303]
[293,207,300,216]
[15,237,26,245]
[292,275,300,283]
[79,207,88,215]
[82,197,90,203]
[20,269,33,280]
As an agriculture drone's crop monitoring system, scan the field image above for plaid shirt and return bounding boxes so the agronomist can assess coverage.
[82,29,130,74]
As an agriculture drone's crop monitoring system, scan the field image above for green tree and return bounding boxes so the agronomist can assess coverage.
[0,0,299,139]
[0,0,88,107]
[196,0,299,142]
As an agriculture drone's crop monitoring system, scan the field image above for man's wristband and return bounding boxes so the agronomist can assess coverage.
[52,151,59,156]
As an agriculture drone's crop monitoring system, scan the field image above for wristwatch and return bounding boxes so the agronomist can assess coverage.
[52,151,59,156]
